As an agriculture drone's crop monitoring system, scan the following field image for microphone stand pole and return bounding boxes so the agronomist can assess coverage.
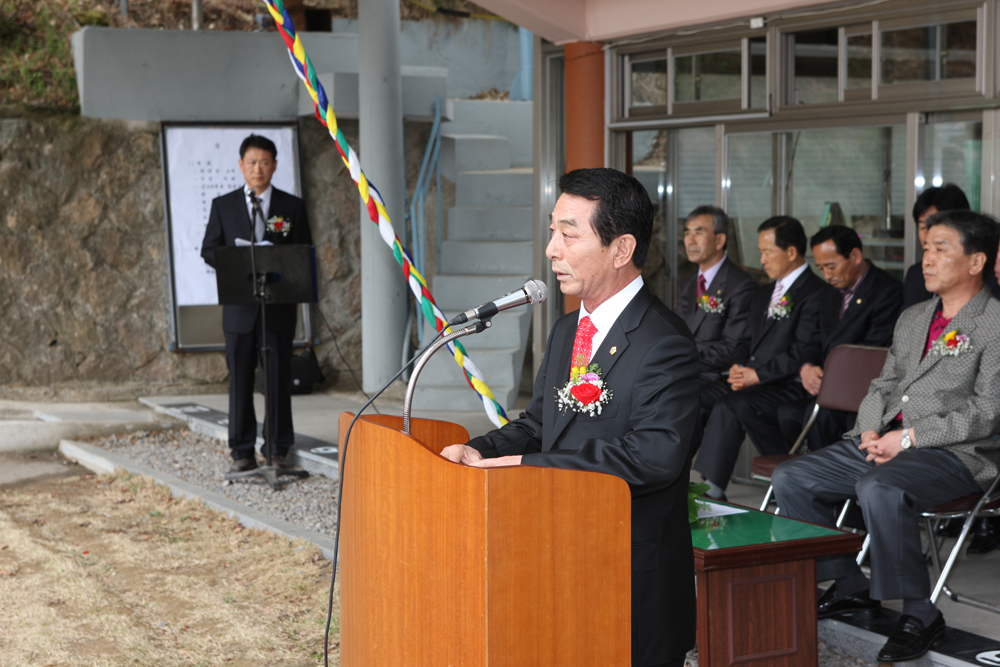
[402,319,491,434]
[231,193,308,490]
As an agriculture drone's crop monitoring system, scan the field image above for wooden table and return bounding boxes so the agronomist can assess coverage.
[692,502,863,667]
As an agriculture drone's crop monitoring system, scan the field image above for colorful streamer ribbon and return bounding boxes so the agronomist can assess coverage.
[262,0,509,428]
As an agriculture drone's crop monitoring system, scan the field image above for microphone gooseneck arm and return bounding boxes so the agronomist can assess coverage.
[403,320,490,434]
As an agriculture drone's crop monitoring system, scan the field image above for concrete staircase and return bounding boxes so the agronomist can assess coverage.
[411,99,534,413]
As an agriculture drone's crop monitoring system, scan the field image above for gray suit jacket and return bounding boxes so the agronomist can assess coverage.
[849,286,1000,488]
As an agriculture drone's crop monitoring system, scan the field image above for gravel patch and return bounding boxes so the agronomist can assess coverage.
[86,429,339,537]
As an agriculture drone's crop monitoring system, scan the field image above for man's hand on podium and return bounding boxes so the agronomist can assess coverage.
[439,445,523,467]
[440,444,484,464]
[470,455,522,467]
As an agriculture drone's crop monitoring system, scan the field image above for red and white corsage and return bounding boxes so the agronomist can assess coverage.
[930,329,971,357]
[556,360,613,417]
[698,293,725,315]
[266,215,292,237]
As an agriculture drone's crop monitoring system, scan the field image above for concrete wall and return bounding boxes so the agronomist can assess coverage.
[72,19,522,122]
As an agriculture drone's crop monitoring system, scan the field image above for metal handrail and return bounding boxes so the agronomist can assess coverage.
[406,95,443,346]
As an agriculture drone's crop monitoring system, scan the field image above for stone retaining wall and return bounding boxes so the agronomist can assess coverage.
[0,107,446,399]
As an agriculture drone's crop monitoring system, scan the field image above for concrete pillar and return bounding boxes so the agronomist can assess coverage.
[359,0,407,391]
[563,41,605,313]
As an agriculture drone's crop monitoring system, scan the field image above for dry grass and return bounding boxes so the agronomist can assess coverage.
[0,469,339,666]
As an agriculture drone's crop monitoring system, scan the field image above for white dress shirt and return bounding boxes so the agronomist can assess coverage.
[772,262,808,301]
[577,275,644,364]
[699,255,728,292]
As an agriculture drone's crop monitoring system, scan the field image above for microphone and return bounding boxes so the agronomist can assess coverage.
[448,279,548,326]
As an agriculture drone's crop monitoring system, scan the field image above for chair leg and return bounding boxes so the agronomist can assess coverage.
[759,485,775,512]
[836,499,853,529]
[856,533,871,567]
[931,513,978,604]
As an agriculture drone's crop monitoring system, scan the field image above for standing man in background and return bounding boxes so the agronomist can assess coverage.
[675,206,756,434]
[201,134,313,477]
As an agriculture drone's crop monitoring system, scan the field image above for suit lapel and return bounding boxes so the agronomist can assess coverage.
[543,320,576,450]
[752,268,813,354]
[826,266,872,341]
[901,290,987,388]
[544,286,652,449]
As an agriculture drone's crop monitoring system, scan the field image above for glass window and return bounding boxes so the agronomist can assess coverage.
[792,29,839,104]
[675,127,719,287]
[630,130,668,299]
[846,33,873,90]
[727,133,773,272]
[749,37,767,108]
[922,122,982,211]
[631,58,667,108]
[674,49,742,102]
[881,21,976,85]
[786,126,907,278]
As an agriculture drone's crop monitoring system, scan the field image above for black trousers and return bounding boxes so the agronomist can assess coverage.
[693,380,807,489]
[776,397,854,451]
[692,377,731,454]
[772,439,979,600]
[224,316,294,461]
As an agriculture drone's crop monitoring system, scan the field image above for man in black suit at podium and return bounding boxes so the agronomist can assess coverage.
[441,168,700,667]
[200,134,312,476]
[675,206,757,431]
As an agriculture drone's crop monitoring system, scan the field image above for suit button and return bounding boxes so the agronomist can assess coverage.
[750,356,756,361]
[901,395,909,403]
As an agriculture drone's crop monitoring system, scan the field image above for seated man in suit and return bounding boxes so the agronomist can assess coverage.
[441,168,700,667]
[776,225,903,451]
[693,216,831,499]
[675,206,757,431]
[772,210,1000,663]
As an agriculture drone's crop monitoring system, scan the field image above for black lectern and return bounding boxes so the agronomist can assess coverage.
[214,244,317,489]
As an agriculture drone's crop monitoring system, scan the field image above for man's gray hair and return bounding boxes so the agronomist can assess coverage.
[686,206,730,237]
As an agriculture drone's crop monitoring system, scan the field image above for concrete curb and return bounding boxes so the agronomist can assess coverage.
[58,439,339,562]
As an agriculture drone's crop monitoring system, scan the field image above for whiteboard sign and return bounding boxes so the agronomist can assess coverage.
[160,123,303,350]
[163,125,300,307]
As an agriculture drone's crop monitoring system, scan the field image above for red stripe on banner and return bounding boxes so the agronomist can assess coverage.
[365,196,379,222]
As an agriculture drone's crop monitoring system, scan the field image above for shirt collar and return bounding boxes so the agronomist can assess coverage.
[775,262,808,296]
[841,260,870,296]
[579,274,644,333]
[245,184,273,210]
[698,255,727,291]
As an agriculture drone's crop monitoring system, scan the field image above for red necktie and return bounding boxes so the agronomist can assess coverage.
[571,316,597,371]
[697,275,707,300]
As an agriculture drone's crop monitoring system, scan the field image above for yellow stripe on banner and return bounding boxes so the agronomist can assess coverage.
[469,376,498,401]
[292,38,306,63]
[374,200,389,221]
[325,109,338,136]
[357,173,370,201]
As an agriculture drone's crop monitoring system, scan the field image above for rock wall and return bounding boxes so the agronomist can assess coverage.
[0,107,448,400]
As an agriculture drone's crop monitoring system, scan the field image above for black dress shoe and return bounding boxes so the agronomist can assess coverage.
[877,613,946,662]
[967,517,1000,555]
[226,457,259,479]
[271,454,292,469]
[817,584,880,619]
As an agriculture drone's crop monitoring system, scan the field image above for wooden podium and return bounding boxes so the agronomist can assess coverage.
[338,413,632,667]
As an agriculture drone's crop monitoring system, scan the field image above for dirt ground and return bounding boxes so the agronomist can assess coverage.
[0,453,339,666]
